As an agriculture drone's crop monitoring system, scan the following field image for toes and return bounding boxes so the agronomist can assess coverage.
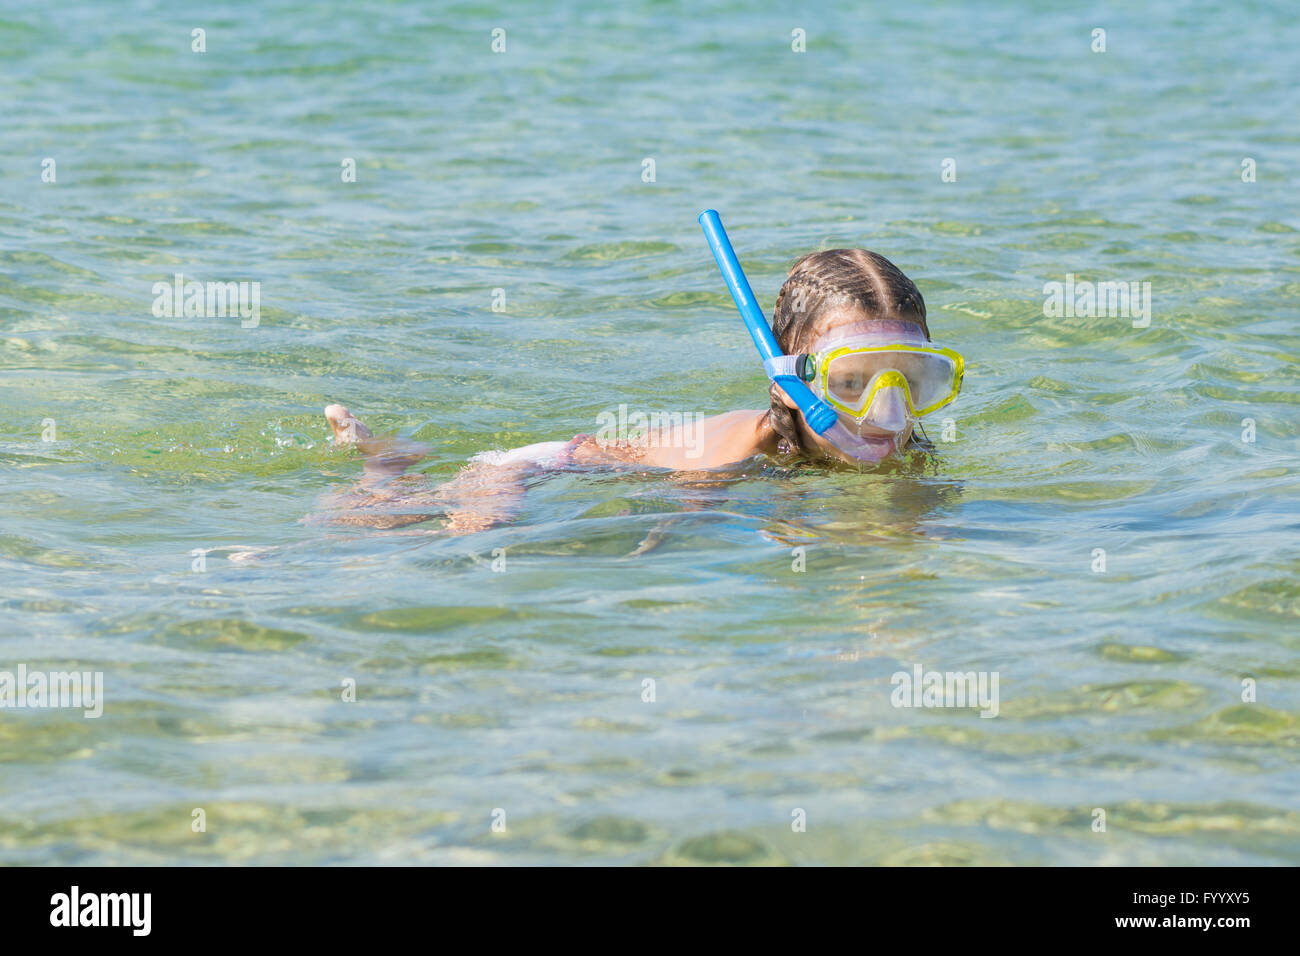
[324,404,372,444]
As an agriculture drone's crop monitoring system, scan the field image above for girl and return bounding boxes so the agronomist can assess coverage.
[320,245,963,533]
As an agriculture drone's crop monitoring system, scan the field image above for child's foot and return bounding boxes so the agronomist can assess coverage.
[325,404,373,445]
[323,403,430,479]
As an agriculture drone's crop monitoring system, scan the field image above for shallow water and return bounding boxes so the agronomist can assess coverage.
[1,0,1298,865]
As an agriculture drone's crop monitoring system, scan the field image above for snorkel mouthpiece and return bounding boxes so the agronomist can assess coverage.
[698,210,840,437]
[824,420,904,459]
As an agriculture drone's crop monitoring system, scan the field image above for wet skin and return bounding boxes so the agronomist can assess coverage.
[317,312,928,532]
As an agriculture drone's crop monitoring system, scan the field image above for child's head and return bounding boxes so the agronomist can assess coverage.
[767,249,930,460]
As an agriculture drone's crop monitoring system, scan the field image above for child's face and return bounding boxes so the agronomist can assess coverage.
[781,307,930,463]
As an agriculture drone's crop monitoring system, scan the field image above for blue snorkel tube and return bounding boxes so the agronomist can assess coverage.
[698,210,839,435]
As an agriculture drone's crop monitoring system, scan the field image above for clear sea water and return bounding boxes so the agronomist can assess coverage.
[1,0,1297,865]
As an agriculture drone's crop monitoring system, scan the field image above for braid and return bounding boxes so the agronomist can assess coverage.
[766,382,803,455]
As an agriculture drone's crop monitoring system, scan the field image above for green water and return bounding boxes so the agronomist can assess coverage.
[2,0,1298,865]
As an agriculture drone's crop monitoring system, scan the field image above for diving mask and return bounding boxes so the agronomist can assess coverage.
[801,334,965,424]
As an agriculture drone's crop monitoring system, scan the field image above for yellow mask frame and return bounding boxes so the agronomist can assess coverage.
[809,344,966,419]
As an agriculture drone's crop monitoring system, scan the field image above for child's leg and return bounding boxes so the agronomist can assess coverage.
[325,404,429,482]
[321,404,533,534]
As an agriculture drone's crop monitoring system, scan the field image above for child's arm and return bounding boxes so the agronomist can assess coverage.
[320,405,777,535]
[575,409,776,470]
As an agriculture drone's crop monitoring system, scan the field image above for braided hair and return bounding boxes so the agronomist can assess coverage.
[767,249,929,456]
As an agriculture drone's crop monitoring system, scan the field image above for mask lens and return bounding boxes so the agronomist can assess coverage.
[825,358,874,407]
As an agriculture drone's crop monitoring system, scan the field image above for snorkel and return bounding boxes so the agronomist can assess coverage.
[698,210,902,463]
